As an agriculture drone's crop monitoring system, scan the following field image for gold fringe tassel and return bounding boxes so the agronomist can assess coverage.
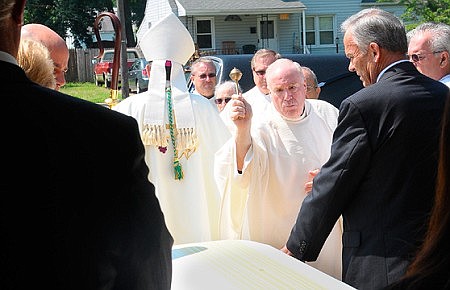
[142,124,169,148]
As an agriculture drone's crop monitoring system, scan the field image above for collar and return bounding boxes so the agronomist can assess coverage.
[439,74,450,87]
[377,59,410,83]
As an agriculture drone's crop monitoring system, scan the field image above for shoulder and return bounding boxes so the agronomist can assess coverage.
[307,99,338,112]
[190,93,216,108]
[243,86,260,99]
[307,99,338,115]
[306,99,339,130]
[113,93,147,115]
[38,87,138,133]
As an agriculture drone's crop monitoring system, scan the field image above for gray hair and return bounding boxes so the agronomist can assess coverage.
[215,80,241,97]
[191,57,216,74]
[301,66,318,86]
[251,48,281,69]
[407,22,450,54]
[341,8,407,54]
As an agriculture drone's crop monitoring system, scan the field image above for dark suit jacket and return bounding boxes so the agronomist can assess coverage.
[1,60,173,290]
[287,61,449,289]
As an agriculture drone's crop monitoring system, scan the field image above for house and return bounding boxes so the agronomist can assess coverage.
[137,0,405,56]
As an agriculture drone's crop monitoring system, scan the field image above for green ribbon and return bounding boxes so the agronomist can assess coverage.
[165,60,183,180]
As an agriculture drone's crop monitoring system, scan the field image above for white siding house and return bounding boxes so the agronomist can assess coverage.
[138,0,405,56]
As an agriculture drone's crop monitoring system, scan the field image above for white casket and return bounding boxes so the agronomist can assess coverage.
[172,240,355,290]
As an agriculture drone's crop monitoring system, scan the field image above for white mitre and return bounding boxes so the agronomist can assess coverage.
[138,12,197,163]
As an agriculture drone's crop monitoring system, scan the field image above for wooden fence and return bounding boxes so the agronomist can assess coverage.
[66,46,256,83]
[66,48,100,83]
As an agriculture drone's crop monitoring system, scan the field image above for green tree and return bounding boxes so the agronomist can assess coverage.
[24,0,146,48]
[122,0,146,47]
[379,0,450,30]
[401,0,450,29]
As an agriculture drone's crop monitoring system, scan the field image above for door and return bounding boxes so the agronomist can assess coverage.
[257,16,278,52]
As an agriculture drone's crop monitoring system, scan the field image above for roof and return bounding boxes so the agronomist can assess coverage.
[176,0,305,16]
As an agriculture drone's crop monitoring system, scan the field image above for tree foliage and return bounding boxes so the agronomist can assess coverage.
[24,0,146,48]
[401,0,450,29]
[379,0,450,30]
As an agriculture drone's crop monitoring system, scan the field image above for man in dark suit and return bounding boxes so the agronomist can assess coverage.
[1,0,173,289]
[282,8,449,289]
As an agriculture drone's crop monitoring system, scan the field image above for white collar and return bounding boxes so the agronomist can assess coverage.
[439,74,450,87]
[377,59,409,83]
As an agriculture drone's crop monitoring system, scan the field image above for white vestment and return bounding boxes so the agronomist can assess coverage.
[214,99,343,279]
[242,86,271,117]
[114,93,230,245]
[220,86,271,133]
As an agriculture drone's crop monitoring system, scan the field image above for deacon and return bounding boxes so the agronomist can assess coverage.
[114,13,230,244]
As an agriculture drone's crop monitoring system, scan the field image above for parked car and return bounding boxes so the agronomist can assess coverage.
[128,58,150,94]
[187,54,364,108]
[93,48,141,88]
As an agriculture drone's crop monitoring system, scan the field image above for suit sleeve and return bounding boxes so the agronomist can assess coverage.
[286,99,372,261]
[113,117,174,290]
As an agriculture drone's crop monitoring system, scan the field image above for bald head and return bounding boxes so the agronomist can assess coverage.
[21,24,69,90]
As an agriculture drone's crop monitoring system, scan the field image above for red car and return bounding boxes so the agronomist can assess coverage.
[93,48,141,88]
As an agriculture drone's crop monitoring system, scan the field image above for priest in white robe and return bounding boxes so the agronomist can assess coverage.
[215,58,343,279]
[114,13,230,245]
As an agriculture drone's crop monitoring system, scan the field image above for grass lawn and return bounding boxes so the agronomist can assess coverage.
[60,82,124,104]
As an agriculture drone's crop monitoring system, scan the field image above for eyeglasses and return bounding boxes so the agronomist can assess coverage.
[407,51,444,63]
[214,97,232,105]
[54,66,68,74]
[196,73,216,80]
[271,85,301,97]
[253,69,266,76]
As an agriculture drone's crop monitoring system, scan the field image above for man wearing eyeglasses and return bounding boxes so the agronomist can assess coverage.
[215,58,342,279]
[407,22,450,87]
[214,80,241,113]
[302,66,321,99]
[190,57,217,100]
[21,23,69,91]
[243,49,281,117]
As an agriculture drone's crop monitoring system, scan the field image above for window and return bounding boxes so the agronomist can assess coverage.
[195,18,215,49]
[304,15,335,46]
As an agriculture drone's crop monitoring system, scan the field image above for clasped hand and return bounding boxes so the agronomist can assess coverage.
[229,93,252,122]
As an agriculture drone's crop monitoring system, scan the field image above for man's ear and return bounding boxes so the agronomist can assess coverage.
[439,51,448,66]
[369,42,381,62]
[12,0,26,25]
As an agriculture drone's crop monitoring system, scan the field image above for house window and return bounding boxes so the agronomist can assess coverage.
[304,15,335,46]
[195,18,215,49]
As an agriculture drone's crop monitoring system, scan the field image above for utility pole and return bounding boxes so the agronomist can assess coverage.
[117,0,129,98]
